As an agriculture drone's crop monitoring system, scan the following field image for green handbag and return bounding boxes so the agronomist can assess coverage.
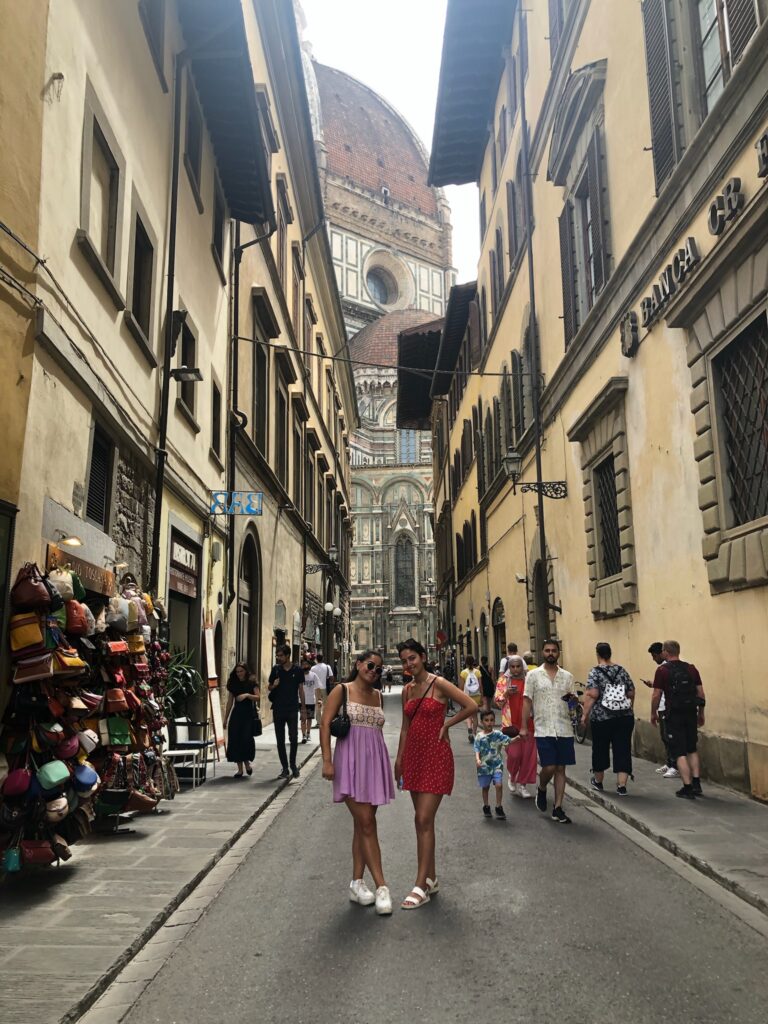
[71,573,87,602]
[107,716,131,748]
[37,759,71,791]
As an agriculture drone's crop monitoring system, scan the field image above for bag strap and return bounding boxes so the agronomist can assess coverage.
[410,676,435,721]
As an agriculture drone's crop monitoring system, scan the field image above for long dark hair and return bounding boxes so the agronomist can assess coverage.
[346,649,383,682]
[227,662,255,691]
[397,638,426,659]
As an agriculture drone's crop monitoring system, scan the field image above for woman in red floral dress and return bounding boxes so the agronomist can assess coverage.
[394,639,478,910]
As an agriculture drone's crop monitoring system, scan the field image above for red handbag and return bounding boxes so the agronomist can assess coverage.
[64,601,88,636]
[10,563,51,611]
[20,839,56,865]
[105,640,129,656]
[124,688,142,712]
[105,688,128,713]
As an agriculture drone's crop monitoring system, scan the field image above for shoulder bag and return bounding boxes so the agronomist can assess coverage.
[329,684,351,739]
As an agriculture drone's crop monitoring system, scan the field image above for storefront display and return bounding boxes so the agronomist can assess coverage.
[0,552,182,873]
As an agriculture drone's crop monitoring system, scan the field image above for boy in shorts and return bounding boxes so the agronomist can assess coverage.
[474,709,514,819]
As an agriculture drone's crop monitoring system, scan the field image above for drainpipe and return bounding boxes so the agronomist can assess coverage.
[517,3,549,604]
[149,52,185,594]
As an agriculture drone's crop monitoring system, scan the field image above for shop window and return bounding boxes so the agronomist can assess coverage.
[129,211,153,339]
[211,380,222,460]
[138,0,166,90]
[86,424,114,530]
[184,74,203,211]
[275,384,288,488]
[212,176,226,281]
[714,313,768,528]
[594,454,622,579]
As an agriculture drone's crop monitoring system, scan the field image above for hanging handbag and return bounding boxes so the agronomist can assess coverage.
[71,573,87,602]
[252,705,263,737]
[2,843,22,873]
[127,634,146,655]
[52,649,87,678]
[105,688,128,714]
[36,759,71,791]
[13,652,54,684]
[329,684,351,739]
[9,613,46,659]
[48,568,75,602]
[36,721,65,748]
[10,563,51,611]
[64,601,88,636]
[2,767,33,797]
[77,728,100,754]
[20,838,56,865]
[107,716,131,748]
[45,795,70,822]
[106,597,130,632]
[105,639,129,656]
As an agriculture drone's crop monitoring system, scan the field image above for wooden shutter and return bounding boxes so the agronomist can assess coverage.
[641,0,680,194]
[489,250,498,318]
[468,298,482,367]
[479,192,487,241]
[587,127,609,295]
[502,369,513,451]
[493,397,503,472]
[506,180,518,263]
[511,349,525,441]
[86,426,112,527]
[548,0,564,62]
[495,228,505,296]
[558,202,577,346]
[725,0,758,64]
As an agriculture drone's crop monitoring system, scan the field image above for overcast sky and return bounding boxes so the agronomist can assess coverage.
[299,0,479,283]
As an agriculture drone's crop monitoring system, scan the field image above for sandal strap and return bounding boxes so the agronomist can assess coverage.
[402,886,428,905]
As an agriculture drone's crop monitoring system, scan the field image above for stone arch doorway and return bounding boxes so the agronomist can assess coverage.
[238,532,262,672]
[491,598,506,667]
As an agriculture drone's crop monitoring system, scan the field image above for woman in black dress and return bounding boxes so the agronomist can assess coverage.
[223,663,260,778]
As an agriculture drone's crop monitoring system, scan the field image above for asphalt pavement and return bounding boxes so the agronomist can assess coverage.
[111,693,768,1024]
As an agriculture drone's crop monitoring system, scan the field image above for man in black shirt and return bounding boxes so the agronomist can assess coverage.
[268,644,305,780]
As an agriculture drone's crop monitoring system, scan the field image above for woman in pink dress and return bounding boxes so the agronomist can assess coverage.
[320,650,394,915]
[394,639,478,910]
[494,654,537,798]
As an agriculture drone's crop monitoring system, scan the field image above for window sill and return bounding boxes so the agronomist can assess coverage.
[184,153,204,215]
[210,243,227,286]
[75,229,126,312]
[208,446,225,472]
[123,309,158,368]
[175,397,201,434]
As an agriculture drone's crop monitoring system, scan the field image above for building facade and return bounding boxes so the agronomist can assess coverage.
[303,56,454,657]
[418,0,768,797]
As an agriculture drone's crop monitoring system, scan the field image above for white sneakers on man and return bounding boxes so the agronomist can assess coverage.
[375,885,392,915]
[349,879,375,905]
[518,785,533,799]
[662,766,680,778]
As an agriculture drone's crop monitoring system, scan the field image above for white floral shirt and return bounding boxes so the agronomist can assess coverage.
[523,665,575,738]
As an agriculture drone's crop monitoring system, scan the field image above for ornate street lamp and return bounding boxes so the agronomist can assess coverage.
[502,446,568,499]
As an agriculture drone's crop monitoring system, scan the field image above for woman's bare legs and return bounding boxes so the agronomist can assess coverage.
[410,791,443,890]
[346,799,385,888]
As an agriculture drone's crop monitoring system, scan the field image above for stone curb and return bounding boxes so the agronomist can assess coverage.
[567,773,768,920]
[60,746,319,1024]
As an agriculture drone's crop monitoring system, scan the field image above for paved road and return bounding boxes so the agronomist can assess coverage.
[122,695,768,1024]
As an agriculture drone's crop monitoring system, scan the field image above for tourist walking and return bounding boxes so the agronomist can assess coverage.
[300,655,321,743]
[474,709,513,818]
[384,668,393,692]
[320,650,393,915]
[312,652,334,726]
[499,642,518,674]
[223,663,260,778]
[460,655,482,743]
[267,644,305,780]
[582,643,635,795]
[479,656,495,712]
[520,639,577,824]
[641,642,678,778]
[651,641,706,799]
[394,638,478,909]
[494,654,536,797]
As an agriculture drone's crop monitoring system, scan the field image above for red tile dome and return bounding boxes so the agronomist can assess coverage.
[349,309,439,371]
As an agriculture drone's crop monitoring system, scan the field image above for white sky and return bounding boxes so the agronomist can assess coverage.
[299,0,480,283]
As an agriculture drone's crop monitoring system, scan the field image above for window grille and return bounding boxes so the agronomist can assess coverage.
[715,313,768,527]
[594,454,621,578]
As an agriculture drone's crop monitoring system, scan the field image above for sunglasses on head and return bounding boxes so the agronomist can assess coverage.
[365,661,383,673]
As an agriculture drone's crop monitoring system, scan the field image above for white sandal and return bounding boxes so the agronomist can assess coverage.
[401,886,430,910]
[426,877,439,895]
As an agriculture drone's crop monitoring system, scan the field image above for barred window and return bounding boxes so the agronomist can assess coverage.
[715,313,768,527]
[594,454,621,578]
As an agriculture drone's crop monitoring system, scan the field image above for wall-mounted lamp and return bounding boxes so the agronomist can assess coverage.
[502,446,568,499]
[332,607,342,618]
[324,601,334,613]
[55,530,82,547]
[170,366,203,383]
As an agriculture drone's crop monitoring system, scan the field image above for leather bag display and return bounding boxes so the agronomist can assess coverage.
[10,563,51,611]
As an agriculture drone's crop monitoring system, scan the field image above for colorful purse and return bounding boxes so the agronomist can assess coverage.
[105,640,129,656]
[105,688,128,714]
[13,652,54,684]
[36,759,71,791]
[48,568,75,601]
[20,839,56,865]
[10,563,51,610]
[127,634,146,655]
[52,649,87,677]
[9,613,45,659]
[64,601,88,636]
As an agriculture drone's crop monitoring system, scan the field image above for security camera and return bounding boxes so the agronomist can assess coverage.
[515,573,528,584]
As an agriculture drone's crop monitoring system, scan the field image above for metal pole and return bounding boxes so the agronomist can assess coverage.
[517,4,549,607]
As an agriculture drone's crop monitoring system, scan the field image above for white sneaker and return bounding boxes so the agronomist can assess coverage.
[655,766,667,773]
[507,779,519,795]
[662,767,680,778]
[375,885,393,915]
[519,786,534,799]
[349,879,375,905]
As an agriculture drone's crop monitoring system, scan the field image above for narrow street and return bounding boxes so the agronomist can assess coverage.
[110,694,767,1024]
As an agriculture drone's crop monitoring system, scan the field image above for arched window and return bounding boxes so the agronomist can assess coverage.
[394,536,415,606]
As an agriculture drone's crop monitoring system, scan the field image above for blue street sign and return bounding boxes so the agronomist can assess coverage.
[210,491,264,515]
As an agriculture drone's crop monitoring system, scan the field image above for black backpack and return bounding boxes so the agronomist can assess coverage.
[665,661,698,712]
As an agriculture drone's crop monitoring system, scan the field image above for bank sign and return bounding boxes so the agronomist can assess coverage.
[210,491,263,515]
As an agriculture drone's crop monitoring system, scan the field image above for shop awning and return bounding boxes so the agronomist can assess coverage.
[396,318,444,430]
[430,281,476,397]
[178,0,275,225]
[428,0,517,186]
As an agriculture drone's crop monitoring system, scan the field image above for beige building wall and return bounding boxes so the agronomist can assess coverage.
[432,0,768,797]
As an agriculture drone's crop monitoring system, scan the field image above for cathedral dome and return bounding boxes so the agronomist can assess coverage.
[348,308,438,372]
[313,63,438,219]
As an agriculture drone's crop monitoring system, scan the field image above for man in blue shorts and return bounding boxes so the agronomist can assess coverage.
[520,639,576,824]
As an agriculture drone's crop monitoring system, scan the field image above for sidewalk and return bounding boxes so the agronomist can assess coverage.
[0,726,319,1024]
[567,739,768,916]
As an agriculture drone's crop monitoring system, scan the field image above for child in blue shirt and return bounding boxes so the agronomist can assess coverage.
[474,709,514,819]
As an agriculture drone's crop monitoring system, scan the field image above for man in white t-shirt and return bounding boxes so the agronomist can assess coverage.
[300,656,322,742]
[499,642,519,676]
[311,653,334,728]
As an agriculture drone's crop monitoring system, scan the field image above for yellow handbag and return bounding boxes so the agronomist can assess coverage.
[127,634,146,655]
[9,613,44,654]
[53,649,87,678]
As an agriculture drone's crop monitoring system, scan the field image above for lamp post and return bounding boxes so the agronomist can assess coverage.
[502,445,568,500]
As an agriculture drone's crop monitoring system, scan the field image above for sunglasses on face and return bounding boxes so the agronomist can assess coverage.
[365,662,383,673]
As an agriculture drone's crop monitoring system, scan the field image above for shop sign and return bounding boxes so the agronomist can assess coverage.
[169,566,197,598]
[46,544,114,597]
[170,536,198,575]
[210,491,263,515]
[640,237,701,328]
[169,532,199,598]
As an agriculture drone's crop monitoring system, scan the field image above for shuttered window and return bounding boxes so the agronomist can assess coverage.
[86,425,113,529]
[727,0,759,63]
[479,192,487,241]
[489,250,498,319]
[511,350,526,443]
[587,128,609,295]
[506,180,518,266]
[501,368,513,453]
[641,0,682,194]
[549,0,565,63]
[559,202,577,346]
[696,0,760,115]
[492,397,503,476]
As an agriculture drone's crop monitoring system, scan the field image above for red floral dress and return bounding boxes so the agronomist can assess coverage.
[402,681,454,795]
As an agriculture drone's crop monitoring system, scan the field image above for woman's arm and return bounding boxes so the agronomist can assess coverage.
[434,677,479,737]
[319,683,345,779]
[393,685,412,780]
[582,686,599,721]
[223,693,234,727]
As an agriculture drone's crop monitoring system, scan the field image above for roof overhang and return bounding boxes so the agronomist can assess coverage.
[430,281,476,397]
[428,0,517,187]
[178,0,275,225]
[396,318,444,430]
